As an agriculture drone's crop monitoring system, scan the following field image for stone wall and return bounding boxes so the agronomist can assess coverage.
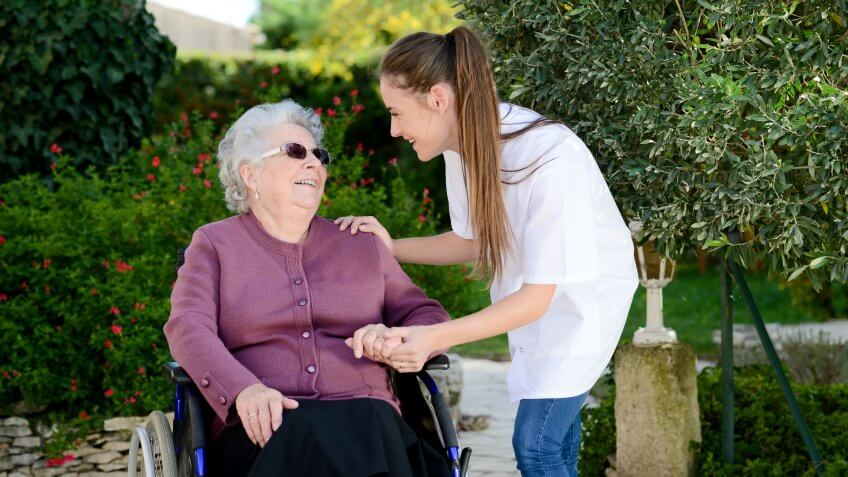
[0,415,151,477]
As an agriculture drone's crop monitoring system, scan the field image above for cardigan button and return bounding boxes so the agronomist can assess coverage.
[294,277,303,285]
[199,378,209,388]
[301,331,311,339]
[298,299,308,306]
[306,365,316,374]
[218,396,227,405]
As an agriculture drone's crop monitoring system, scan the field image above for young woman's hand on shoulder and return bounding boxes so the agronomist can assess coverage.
[335,215,393,252]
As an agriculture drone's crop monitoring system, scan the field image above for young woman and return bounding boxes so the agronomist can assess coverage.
[337,27,638,476]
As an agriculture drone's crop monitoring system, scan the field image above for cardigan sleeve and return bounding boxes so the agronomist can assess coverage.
[164,228,261,425]
[374,234,450,330]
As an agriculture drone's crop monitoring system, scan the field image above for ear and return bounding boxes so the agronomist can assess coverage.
[428,83,451,115]
[239,164,257,191]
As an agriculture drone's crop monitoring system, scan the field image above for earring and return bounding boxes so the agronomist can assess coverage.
[255,189,260,200]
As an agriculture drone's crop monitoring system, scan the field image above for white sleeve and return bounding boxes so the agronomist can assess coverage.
[444,151,474,239]
[522,141,601,284]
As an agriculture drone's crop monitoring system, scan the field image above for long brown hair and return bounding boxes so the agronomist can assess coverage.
[380,26,511,283]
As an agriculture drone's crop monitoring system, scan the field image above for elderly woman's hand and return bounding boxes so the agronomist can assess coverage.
[235,383,299,448]
[335,215,393,253]
[345,323,404,362]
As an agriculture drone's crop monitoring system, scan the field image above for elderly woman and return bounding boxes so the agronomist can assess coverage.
[164,99,450,477]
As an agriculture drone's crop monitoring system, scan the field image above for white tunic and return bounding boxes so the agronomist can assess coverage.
[444,103,638,401]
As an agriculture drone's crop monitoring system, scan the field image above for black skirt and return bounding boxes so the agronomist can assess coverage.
[208,398,450,477]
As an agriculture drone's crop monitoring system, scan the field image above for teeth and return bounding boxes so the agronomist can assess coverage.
[294,179,317,187]
[409,139,415,144]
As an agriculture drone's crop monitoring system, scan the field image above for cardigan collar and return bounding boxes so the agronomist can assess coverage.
[240,211,324,258]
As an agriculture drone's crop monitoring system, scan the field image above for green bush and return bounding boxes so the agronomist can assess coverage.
[0,0,175,180]
[579,365,848,476]
[459,0,848,287]
[0,97,478,427]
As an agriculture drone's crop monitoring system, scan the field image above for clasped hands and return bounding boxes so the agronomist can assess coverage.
[344,324,433,373]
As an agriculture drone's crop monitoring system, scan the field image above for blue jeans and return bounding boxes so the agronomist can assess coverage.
[512,393,588,477]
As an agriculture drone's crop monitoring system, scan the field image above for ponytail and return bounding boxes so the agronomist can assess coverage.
[381,27,512,284]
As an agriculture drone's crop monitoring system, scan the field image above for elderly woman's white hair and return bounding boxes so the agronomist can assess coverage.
[218,99,324,213]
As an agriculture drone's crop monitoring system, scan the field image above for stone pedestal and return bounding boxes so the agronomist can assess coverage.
[614,343,701,477]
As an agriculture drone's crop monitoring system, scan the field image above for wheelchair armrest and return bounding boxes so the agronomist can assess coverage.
[163,361,194,384]
[423,354,450,371]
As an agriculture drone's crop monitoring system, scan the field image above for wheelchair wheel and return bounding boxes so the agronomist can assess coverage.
[143,411,178,477]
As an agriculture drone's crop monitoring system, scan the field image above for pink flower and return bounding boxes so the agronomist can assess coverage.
[147,173,155,183]
[418,215,427,222]
[260,81,268,89]
[0,235,6,245]
[192,167,202,176]
[42,258,52,269]
[350,89,359,97]
[103,389,114,397]
[115,260,133,273]
[110,324,123,335]
[152,156,161,167]
[0,294,7,302]
[333,96,341,106]
[198,153,211,162]
[137,367,146,375]
[271,66,281,75]
[203,179,212,189]
[1,371,9,379]
[209,111,219,119]
[388,157,398,166]
[314,107,323,116]
[104,339,113,349]
[51,162,57,171]
[423,188,430,196]
[134,302,146,311]
[327,108,337,117]
[50,143,63,154]
[109,306,120,315]
[179,184,187,192]
[352,104,365,113]
[103,260,110,269]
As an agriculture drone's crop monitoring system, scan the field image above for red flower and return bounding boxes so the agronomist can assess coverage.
[423,188,430,196]
[104,339,113,349]
[147,173,155,183]
[103,260,110,269]
[115,260,133,273]
[130,317,137,324]
[103,388,114,397]
[2,371,9,379]
[0,294,7,302]
[42,258,52,269]
[109,306,120,315]
[180,113,189,123]
[418,215,427,222]
[134,302,146,311]
[0,235,6,245]
[368,149,375,156]
[137,367,146,375]
[20,281,28,290]
[12,370,20,377]
[198,153,211,162]
[271,66,281,75]
[192,167,202,176]
[152,156,161,168]
[0,199,5,206]
[352,104,365,113]
[327,108,337,117]
[357,143,364,153]
[423,196,432,204]
[388,157,398,166]
[110,324,123,335]
[90,288,99,296]
[333,96,341,106]
[79,410,90,420]
[314,107,323,116]
[209,111,219,119]
[260,81,268,89]
[350,89,359,97]
[203,179,212,189]
[179,184,187,192]
[51,162,57,171]
[50,143,63,154]
[70,379,78,393]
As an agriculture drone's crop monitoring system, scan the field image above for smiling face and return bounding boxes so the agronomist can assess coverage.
[379,76,459,161]
[242,123,327,217]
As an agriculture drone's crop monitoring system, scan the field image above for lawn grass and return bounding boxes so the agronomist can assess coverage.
[453,262,832,360]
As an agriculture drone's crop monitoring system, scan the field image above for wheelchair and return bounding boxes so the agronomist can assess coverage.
[128,248,471,477]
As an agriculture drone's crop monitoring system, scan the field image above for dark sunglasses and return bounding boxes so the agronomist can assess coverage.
[260,142,331,165]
